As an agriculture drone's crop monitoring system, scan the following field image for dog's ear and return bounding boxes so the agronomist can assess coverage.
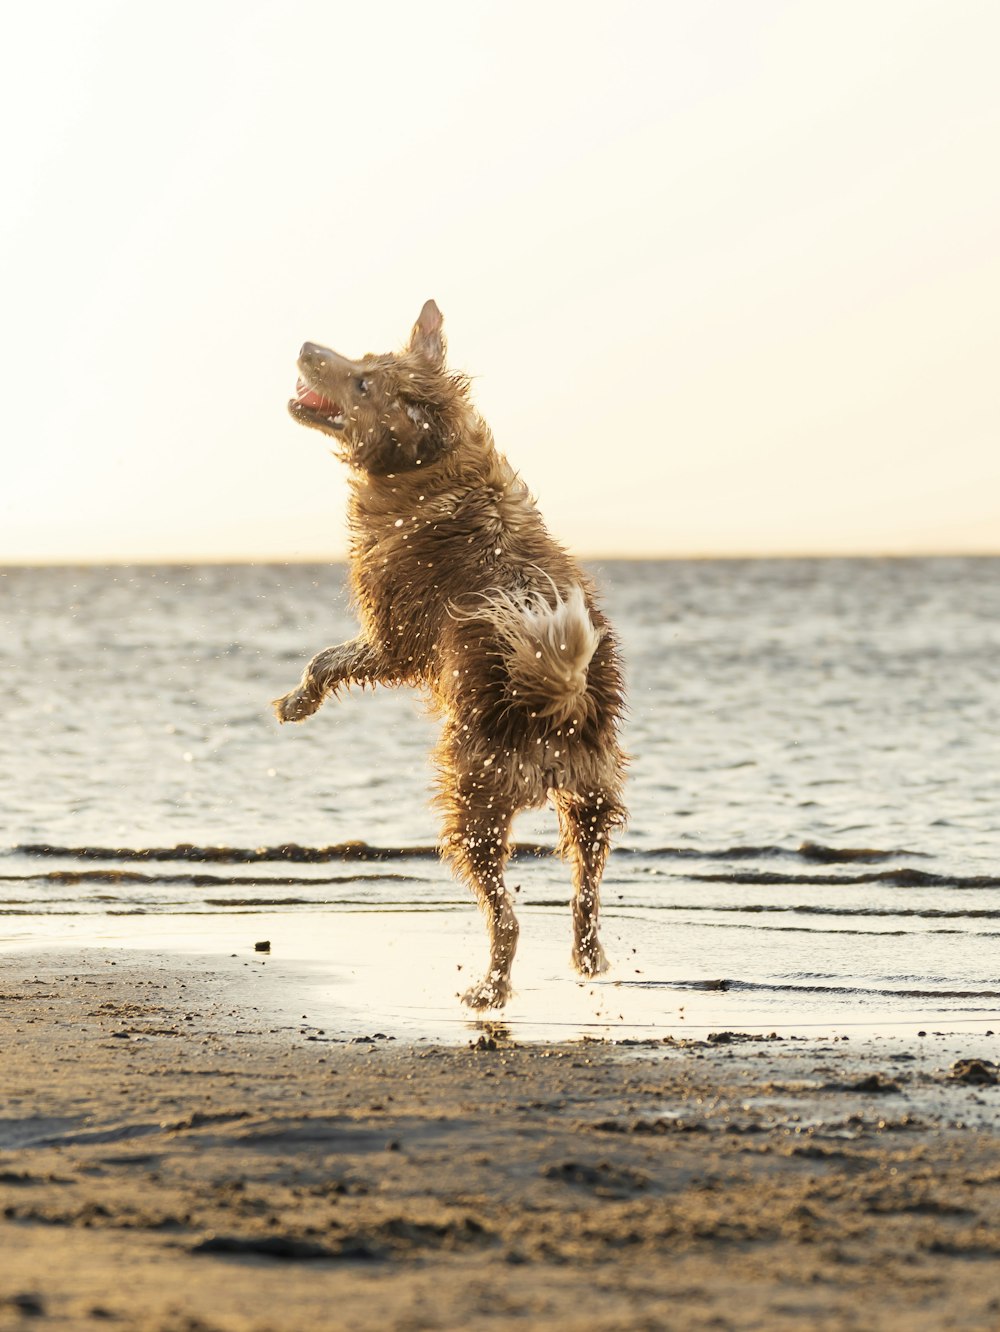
[409,299,446,367]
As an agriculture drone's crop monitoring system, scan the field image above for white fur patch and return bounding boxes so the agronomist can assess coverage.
[478,583,601,725]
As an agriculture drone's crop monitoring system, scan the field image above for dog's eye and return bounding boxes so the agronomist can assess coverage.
[357,378,370,395]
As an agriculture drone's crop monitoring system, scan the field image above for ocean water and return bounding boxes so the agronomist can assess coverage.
[2,558,999,1037]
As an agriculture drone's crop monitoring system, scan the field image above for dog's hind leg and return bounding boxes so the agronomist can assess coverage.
[553,792,626,978]
[439,779,520,1010]
[273,638,384,723]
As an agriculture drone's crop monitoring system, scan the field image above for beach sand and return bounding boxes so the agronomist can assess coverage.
[3,948,1000,1331]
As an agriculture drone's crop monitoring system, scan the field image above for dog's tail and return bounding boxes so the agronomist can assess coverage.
[480,583,602,728]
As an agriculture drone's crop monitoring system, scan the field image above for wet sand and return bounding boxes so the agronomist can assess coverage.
[3,948,1000,1331]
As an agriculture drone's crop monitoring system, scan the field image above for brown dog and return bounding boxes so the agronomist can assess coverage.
[274,301,627,1009]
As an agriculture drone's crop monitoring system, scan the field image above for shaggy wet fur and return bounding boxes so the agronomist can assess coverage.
[274,302,627,1009]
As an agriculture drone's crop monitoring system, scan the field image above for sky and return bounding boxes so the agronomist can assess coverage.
[1,0,999,562]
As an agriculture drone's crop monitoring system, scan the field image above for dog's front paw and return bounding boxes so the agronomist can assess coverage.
[462,972,512,1011]
[572,940,610,978]
[272,686,321,724]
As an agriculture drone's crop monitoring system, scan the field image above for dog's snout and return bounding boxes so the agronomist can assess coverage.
[298,341,354,374]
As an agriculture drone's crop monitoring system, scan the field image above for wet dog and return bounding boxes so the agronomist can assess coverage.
[274,302,627,1008]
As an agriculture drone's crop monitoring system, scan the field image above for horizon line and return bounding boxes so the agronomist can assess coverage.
[2,548,999,569]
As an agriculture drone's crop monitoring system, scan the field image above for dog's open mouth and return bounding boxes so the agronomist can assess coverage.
[289,378,346,428]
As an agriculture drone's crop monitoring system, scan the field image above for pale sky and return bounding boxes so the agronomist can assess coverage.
[2,0,998,562]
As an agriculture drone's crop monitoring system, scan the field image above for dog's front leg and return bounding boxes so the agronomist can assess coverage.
[272,638,382,723]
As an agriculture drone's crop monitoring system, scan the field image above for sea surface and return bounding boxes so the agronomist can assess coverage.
[2,558,999,1038]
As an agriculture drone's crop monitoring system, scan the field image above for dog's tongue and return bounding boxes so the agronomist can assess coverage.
[295,378,339,412]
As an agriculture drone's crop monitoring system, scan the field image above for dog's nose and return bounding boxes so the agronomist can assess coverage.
[300,341,322,358]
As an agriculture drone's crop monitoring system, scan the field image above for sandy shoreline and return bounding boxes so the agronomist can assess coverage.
[3,949,1000,1331]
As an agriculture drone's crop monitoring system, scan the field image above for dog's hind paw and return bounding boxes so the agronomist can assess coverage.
[461,973,512,1011]
[572,941,610,978]
[272,686,321,724]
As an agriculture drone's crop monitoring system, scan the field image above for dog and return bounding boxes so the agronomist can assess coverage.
[274,301,627,1009]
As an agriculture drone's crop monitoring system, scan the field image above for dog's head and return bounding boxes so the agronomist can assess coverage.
[288,300,469,475]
